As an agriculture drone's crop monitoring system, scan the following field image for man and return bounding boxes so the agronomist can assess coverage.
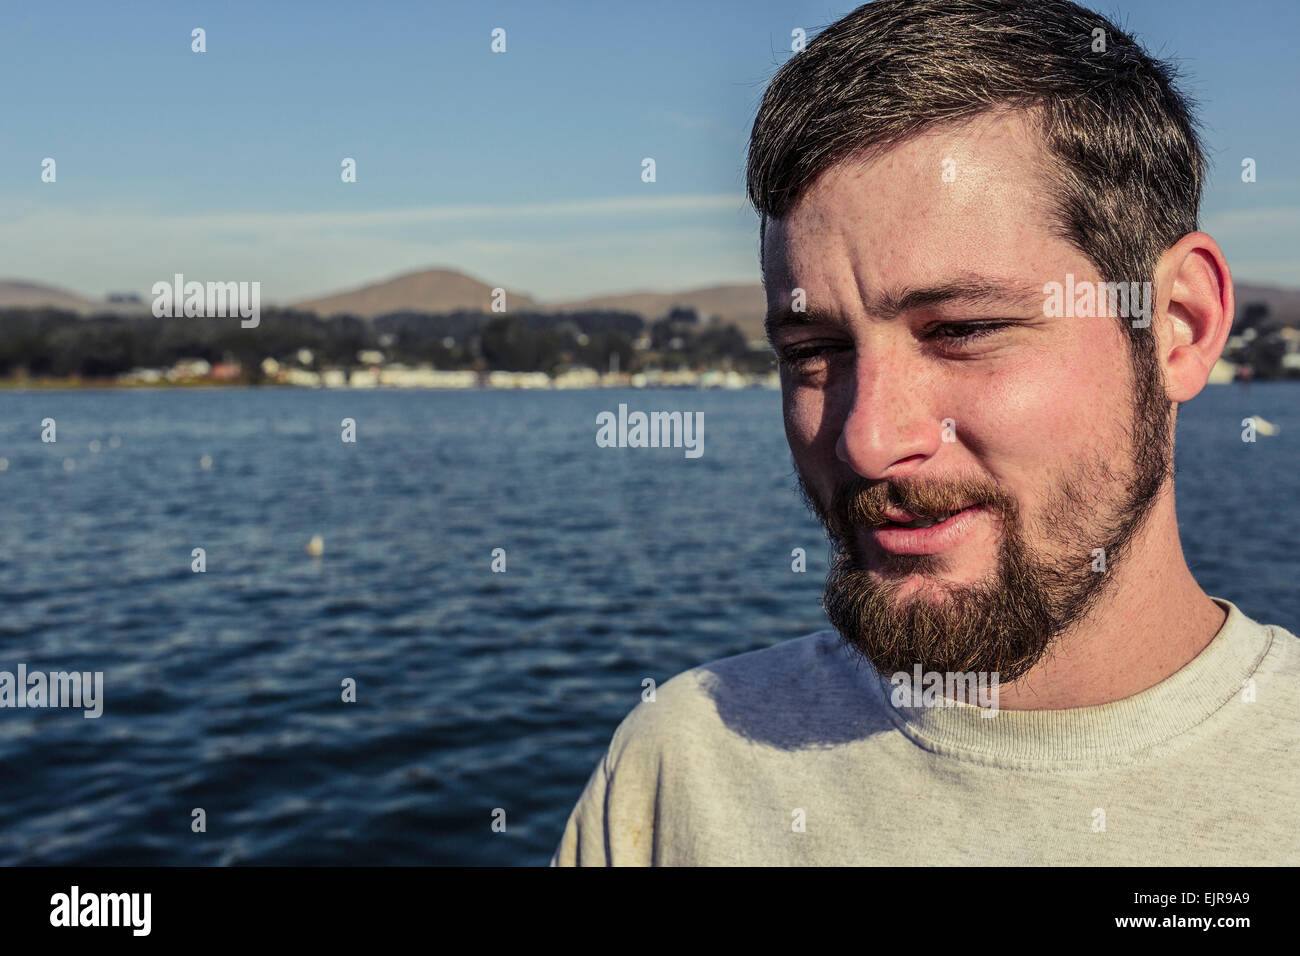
[552,0,1299,865]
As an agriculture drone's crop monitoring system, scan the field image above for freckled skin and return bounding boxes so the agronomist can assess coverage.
[763,110,1233,707]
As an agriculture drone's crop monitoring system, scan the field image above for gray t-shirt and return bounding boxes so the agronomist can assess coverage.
[551,597,1299,865]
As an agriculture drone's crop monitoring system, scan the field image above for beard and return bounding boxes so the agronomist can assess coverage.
[799,336,1173,685]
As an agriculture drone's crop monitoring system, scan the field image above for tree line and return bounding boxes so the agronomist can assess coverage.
[0,305,774,380]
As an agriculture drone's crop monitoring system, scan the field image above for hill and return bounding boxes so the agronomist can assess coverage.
[291,267,539,317]
[7,270,1296,343]
[0,280,99,313]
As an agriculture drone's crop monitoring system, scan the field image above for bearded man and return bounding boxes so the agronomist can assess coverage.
[553,0,1299,866]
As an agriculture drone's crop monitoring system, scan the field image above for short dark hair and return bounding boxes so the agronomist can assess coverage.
[747,0,1206,326]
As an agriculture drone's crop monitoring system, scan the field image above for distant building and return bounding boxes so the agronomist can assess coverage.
[1207,359,1237,385]
[167,358,211,381]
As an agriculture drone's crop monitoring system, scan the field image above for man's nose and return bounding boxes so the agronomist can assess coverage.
[835,353,943,480]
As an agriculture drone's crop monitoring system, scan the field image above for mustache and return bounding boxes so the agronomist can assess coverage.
[818,473,1017,540]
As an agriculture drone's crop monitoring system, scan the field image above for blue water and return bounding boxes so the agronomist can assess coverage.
[0,385,1295,864]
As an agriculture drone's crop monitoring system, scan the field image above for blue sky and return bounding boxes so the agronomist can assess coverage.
[1,0,1296,303]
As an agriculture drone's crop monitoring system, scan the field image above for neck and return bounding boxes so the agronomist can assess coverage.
[995,484,1226,710]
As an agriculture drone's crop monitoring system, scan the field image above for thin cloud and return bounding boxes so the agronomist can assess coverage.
[2,194,754,236]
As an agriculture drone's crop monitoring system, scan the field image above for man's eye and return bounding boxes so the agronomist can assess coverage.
[924,322,1012,348]
[777,343,846,368]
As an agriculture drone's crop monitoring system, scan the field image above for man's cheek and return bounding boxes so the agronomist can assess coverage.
[782,389,828,455]
[970,366,1083,452]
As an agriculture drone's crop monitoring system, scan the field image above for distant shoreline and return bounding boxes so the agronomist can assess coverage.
[3,375,1292,392]
[0,372,782,391]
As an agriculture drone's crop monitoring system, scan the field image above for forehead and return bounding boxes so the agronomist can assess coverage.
[762,110,1071,302]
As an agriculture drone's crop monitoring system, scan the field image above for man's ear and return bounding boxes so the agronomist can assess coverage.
[1153,232,1233,403]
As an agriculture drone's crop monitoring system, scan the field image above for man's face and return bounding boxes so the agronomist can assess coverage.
[762,110,1172,683]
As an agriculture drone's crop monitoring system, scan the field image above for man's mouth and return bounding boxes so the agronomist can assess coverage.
[880,507,968,529]
[869,505,984,555]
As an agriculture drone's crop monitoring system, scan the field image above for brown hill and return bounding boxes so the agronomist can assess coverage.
[1233,281,1300,328]
[292,267,539,317]
[0,279,98,313]
[288,268,770,339]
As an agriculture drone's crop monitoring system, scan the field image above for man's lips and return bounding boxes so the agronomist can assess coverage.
[868,504,985,555]
[880,507,936,525]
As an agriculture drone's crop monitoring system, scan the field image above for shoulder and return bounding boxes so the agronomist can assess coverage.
[1225,597,1300,677]
[1263,618,1300,655]
[606,628,885,767]
[1257,613,1300,688]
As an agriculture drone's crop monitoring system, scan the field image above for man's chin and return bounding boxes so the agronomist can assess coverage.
[881,572,969,603]
[824,547,1059,682]
[864,556,995,599]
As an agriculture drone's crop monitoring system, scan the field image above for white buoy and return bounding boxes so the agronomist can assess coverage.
[306,534,324,556]
[1250,416,1280,436]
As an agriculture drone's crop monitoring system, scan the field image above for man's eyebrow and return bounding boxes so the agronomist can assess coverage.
[765,277,1044,342]
[871,278,1045,317]
[765,305,843,342]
